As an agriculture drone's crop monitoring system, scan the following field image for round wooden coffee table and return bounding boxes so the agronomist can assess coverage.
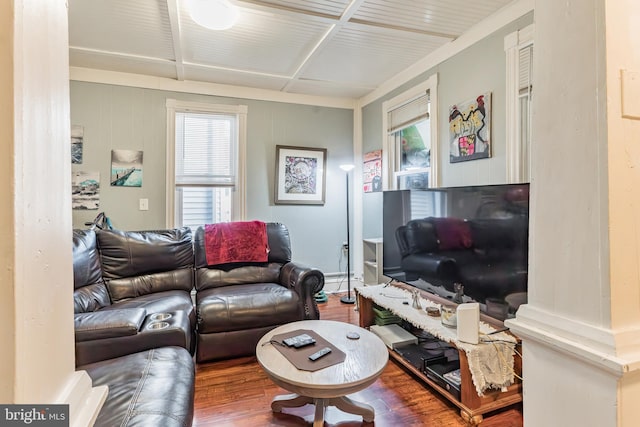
[256,319,388,427]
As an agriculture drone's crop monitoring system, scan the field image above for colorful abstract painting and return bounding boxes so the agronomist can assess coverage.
[449,92,491,163]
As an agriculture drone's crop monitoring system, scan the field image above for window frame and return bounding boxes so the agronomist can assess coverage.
[165,99,247,228]
[382,73,439,190]
[505,24,534,183]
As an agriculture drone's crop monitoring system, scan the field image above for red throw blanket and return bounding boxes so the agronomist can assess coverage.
[204,221,269,265]
[430,217,473,250]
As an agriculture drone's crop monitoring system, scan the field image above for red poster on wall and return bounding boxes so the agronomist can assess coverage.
[363,150,382,193]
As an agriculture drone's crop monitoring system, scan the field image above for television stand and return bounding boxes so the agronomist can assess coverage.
[356,283,522,426]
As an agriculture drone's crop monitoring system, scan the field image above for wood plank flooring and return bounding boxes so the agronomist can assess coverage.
[193,292,523,426]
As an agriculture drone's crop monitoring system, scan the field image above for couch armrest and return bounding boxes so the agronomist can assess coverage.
[74,308,147,342]
[279,262,324,320]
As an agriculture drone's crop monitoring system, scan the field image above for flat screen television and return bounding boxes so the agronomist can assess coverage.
[382,183,529,321]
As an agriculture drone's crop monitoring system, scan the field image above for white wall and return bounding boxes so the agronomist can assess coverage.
[507,0,640,425]
[1,1,105,424]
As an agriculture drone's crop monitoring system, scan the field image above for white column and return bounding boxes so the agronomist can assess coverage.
[506,0,640,425]
[0,1,106,425]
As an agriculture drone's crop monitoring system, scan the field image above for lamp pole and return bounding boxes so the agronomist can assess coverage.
[340,164,355,304]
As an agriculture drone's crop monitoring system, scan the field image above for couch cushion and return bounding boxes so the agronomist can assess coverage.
[80,347,194,427]
[196,283,302,334]
[106,268,194,302]
[195,263,282,291]
[97,228,195,301]
[73,283,112,314]
[194,222,292,268]
[97,228,194,280]
[73,229,111,313]
[73,229,103,289]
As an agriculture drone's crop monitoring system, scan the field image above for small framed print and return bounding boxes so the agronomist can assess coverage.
[275,145,327,205]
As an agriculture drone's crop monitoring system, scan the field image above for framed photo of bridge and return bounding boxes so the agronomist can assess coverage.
[111,149,143,187]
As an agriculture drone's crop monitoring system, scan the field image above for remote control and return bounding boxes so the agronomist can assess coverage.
[283,334,316,348]
[308,347,332,361]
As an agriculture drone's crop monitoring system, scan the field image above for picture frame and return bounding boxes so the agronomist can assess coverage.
[275,145,327,205]
[449,92,492,163]
[110,149,143,187]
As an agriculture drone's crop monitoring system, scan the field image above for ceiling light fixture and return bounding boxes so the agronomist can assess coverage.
[186,0,239,31]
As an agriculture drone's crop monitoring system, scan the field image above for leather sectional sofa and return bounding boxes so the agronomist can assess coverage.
[72,223,324,427]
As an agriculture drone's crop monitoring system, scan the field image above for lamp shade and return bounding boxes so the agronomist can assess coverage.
[187,0,239,30]
[340,164,355,172]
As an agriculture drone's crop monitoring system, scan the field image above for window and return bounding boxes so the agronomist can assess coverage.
[382,73,439,190]
[505,25,533,183]
[166,100,247,229]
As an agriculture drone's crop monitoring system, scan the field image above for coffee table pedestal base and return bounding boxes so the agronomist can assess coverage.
[271,393,375,426]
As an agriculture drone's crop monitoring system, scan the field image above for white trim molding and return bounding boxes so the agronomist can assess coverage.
[70,67,355,110]
[505,24,534,183]
[381,73,439,190]
[506,304,640,375]
[61,371,108,427]
[165,99,248,227]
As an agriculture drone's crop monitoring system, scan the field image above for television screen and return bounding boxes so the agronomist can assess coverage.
[382,183,529,320]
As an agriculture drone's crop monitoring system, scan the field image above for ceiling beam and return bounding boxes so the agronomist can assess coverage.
[166,0,185,81]
[281,0,367,92]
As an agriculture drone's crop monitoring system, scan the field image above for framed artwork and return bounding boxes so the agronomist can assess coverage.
[111,149,143,187]
[72,171,100,210]
[449,92,492,163]
[363,149,382,193]
[275,145,327,205]
[71,125,84,164]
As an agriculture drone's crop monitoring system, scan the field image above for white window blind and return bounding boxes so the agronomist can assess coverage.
[387,92,429,134]
[518,45,533,92]
[383,74,438,190]
[175,112,237,187]
[518,44,533,180]
[167,100,246,229]
[518,45,533,94]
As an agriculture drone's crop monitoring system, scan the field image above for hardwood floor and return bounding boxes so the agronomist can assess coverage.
[193,292,523,426]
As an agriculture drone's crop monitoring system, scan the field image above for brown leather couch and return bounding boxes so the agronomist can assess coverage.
[78,346,194,427]
[72,222,325,426]
[72,227,196,366]
[193,222,325,362]
[73,227,197,427]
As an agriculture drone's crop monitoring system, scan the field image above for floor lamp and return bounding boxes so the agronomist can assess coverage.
[340,164,355,304]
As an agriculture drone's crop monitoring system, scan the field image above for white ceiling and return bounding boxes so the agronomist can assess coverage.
[68,0,515,100]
